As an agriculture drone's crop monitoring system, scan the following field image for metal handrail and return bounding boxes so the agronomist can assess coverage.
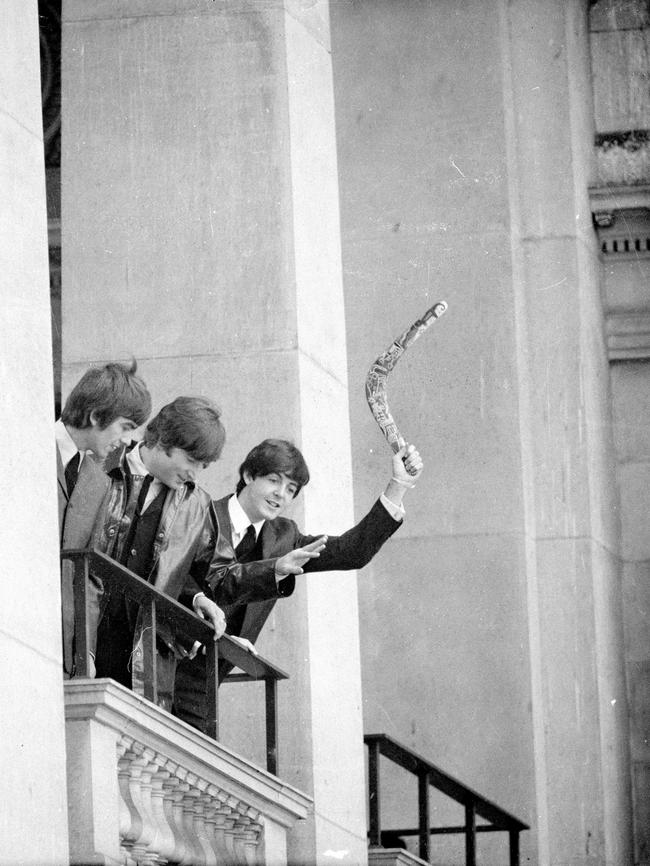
[62,548,288,774]
[364,733,528,866]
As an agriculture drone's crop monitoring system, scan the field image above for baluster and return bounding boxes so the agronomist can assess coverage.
[242,824,262,866]
[119,740,146,861]
[265,678,278,774]
[141,599,158,704]
[208,788,236,866]
[164,771,192,865]
[465,802,476,866]
[509,829,520,866]
[418,770,430,862]
[202,793,222,866]
[179,778,204,866]
[127,747,158,864]
[367,738,381,848]
[219,801,239,865]
[149,762,176,864]
[72,553,91,676]
[204,639,219,740]
[240,808,262,866]
[135,749,162,866]
[195,789,218,866]
[232,814,251,865]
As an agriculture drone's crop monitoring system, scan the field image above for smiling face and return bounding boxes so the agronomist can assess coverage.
[142,444,208,490]
[237,471,299,523]
[86,414,137,459]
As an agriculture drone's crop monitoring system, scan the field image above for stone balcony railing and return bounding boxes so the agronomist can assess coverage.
[64,679,312,866]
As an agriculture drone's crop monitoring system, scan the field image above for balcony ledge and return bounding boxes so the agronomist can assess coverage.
[64,678,312,866]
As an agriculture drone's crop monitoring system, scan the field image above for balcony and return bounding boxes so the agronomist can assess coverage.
[62,550,312,866]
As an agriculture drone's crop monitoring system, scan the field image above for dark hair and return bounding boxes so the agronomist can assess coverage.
[61,360,151,429]
[143,396,225,464]
[236,439,310,496]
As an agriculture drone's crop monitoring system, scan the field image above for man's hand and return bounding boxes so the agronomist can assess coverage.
[193,594,227,639]
[276,536,327,577]
[392,444,423,485]
[383,445,424,508]
[229,635,258,655]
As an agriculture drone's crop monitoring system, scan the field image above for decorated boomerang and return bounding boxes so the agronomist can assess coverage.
[365,301,448,471]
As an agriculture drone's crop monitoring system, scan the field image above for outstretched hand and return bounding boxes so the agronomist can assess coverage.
[276,536,328,577]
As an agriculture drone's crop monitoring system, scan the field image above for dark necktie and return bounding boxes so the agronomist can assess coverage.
[65,451,80,496]
[235,524,257,561]
[137,474,153,513]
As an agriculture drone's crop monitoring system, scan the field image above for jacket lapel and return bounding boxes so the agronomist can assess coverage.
[214,496,234,548]
[56,447,69,502]
[62,455,109,547]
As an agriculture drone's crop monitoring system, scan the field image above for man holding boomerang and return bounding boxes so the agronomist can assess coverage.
[174,300,444,731]
[174,438,423,732]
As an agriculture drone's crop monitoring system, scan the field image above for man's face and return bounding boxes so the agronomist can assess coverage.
[238,471,298,523]
[87,415,136,459]
[145,445,208,490]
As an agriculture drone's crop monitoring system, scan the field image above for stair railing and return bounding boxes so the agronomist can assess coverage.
[62,548,288,774]
[365,733,528,866]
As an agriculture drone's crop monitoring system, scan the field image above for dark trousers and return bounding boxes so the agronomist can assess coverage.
[173,653,208,733]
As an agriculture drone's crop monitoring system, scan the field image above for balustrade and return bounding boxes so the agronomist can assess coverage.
[61,548,311,865]
[65,679,311,866]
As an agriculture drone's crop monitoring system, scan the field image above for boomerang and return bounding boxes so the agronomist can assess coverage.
[365,301,448,470]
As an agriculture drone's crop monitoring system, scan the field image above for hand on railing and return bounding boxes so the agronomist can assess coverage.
[192,593,226,639]
[229,634,258,655]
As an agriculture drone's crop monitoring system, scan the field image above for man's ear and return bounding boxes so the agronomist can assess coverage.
[243,470,254,486]
[89,409,101,429]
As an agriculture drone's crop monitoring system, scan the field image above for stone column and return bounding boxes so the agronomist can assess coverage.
[62,1,366,863]
[0,2,70,863]
[330,0,633,864]
[502,2,632,862]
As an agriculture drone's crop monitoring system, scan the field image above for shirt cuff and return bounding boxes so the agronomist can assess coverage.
[188,641,203,659]
[380,492,405,521]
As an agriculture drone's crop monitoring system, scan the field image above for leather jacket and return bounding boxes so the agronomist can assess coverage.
[96,443,219,707]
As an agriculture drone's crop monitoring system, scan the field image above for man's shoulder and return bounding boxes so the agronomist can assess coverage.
[263,514,300,540]
[79,454,110,488]
[181,482,213,514]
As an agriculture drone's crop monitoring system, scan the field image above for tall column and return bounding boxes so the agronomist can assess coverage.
[330,0,632,864]
[0,2,70,863]
[502,2,632,863]
[62,1,366,863]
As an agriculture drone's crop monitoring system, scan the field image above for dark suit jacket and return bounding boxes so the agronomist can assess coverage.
[57,448,109,676]
[173,494,402,730]
[209,493,402,646]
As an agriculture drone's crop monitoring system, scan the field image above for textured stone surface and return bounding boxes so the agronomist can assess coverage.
[0,3,70,864]
[331,1,631,864]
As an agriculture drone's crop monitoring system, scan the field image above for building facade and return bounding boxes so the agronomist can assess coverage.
[1,1,648,864]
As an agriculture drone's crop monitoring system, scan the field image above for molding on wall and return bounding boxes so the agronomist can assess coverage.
[590,184,650,259]
[606,312,650,360]
[590,186,650,360]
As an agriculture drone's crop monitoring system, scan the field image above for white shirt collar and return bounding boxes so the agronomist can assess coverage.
[55,418,85,469]
[228,493,264,543]
[125,441,148,476]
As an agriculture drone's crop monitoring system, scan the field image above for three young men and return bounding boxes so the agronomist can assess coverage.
[174,437,423,731]
[57,367,424,726]
[56,361,151,677]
